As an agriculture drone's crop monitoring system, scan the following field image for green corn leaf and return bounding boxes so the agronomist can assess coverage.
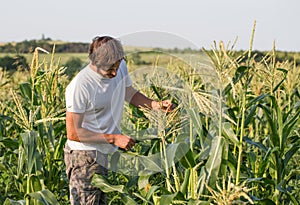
[20,131,39,175]
[272,68,288,93]
[219,138,229,176]
[123,195,139,205]
[3,199,26,205]
[244,137,268,152]
[285,170,300,185]
[160,193,177,205]
[227,151,237,174]
[26,189,59,205]
[247,177,274,184]
[186,108,204,146]
[146,185,160,201]
[258,198,276,205]
[92,173,127,194]
[223,66,249,95]
[197,168,208,194]
[245,94,269,108]
[282,108,300,143]
[284,145,300,167]
[138,174,150,190]
[0,138,19,150]
[227,107,238,123]
[180,169,190,196]
[188,199,210,205]
[53,136,67,160]
[139,155,163,172]
[110,151,120,173]
[150,84,163,100]
[258,148,272,177]
[284,192,299,205]
[247,151,256,172]
[135,134,159,142]
[132,192,151,205]
[259,104,279,147]
[244,104,258,128]
[29,174,43,193]
[204,136,224,187]
[195,146,210,161]
[18,82,32,102]
[222,122,239,145]
[0,161,7,171]
[167,142,193,168]
[179,148,196,169]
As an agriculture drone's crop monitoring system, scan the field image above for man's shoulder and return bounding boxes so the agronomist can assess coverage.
[70,65,95,83]
[119,60,129,74]
[120,59,127,68]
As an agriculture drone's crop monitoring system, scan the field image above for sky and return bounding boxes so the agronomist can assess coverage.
[1,0,300,51]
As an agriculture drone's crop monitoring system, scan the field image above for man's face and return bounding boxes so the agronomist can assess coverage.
[98,59,122,78]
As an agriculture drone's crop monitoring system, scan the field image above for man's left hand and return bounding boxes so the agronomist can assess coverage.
[152,100,175,112]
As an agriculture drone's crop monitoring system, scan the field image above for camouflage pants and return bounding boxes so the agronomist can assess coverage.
[64,145,108,205]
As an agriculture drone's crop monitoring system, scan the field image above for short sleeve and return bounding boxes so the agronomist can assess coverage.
[65,78,89,113]
[120,60,132,87]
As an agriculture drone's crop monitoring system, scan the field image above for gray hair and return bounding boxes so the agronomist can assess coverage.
[88,36,124,70]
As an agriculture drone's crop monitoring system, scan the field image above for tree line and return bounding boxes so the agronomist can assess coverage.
[0,39,89,53]
[0,39,299,73]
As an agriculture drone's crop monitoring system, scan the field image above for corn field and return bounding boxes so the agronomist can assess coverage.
[0,32,299,204]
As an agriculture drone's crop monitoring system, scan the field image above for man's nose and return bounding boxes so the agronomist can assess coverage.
[111,70,117,77]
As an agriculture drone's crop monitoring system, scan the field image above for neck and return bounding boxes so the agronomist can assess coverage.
[90,63,98,73]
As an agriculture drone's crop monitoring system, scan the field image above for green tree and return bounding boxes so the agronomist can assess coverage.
[64,57,83,78]
[0,55,28,72]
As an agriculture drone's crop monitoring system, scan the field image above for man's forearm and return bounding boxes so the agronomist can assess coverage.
[125,86,160,109]
[128,91,152,108]
[74,128,114,144]
[66,111,114,143]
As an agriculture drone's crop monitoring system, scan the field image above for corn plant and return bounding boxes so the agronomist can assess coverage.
[1,30,299,205]
[0,47,68,204]
[91,48,247,204]
[204,23,300,204]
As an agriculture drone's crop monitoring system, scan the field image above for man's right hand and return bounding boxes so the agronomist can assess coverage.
[112,134,136,150]
[67,112,136,149]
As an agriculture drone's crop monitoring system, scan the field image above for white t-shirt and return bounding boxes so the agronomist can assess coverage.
[65,60,132,153]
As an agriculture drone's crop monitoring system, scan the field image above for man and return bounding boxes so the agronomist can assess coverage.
[64,36,173,205]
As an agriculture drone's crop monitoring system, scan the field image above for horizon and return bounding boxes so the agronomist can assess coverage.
[1,0,300,52]
[0,35,299,53]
